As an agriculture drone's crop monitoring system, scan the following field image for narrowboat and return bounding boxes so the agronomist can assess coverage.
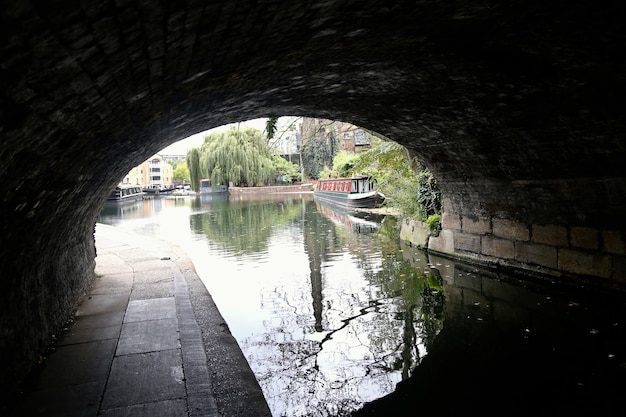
[199,179,228,194]
[142,184,175,195]
[314,175,385,209]
[105,184,145,203]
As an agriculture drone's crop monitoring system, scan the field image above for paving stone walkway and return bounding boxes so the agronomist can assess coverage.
[9,223,270,417]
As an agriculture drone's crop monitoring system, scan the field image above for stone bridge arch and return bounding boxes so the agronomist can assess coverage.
[1,0,625,399]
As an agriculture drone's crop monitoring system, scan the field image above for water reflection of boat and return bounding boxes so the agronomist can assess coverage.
[99,199,144,219]
[316,201,382,233]
[314,175,385,209]
[105,184,144,203]
[198,192,229,205]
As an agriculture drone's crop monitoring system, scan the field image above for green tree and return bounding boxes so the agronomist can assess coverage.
[272,154,301,183]
[301,133,339,179]
[317,166,334,179]
[197,127,275,187]
[266,117,278,141]
[173,161,190,183]
[332,151,359,178]
[352,140,441,220]
[416,169,442,218]
[187,148,201,191]
[167,158,183,171]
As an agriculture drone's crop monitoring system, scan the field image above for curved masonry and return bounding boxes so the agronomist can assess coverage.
[1,0,625,400]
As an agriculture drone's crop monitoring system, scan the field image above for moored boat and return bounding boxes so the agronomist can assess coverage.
[199,179,228,194]
[142,185,175,195]
[105,184,145,203]
[314,175,385,209]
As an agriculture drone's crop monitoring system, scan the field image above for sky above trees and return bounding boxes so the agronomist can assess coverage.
[160,118,268,154]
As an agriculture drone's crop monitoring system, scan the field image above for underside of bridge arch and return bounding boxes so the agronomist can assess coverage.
[1,0,625,400]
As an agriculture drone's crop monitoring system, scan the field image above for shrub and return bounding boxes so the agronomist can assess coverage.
[426,214,442,235]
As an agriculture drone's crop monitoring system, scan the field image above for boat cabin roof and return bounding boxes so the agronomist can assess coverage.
[115,184,142,189]
[320,175,371,182]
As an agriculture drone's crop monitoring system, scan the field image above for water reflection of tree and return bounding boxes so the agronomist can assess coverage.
[250,201,446,417]
[364,247,445,379]
[302,200,336,332]
[189,198,303,255]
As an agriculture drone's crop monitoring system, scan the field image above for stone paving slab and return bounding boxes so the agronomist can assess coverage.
[93,254,134,275]
[101,349,185,409]
[57,321,122,346]
[37,339,117,386]
[99,399,188,417]
[117,318,181,355]
[75,292,129,316]
[113,247,162,263]
[133,268,178,284]
[9,223,271,417]
[130,281,176,299]
[13,381,104,417]
[89,272,134,292]
[123,297,177,322]
[56,311,125,346]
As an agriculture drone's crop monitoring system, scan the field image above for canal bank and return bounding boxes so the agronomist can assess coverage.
[9,223,271,417]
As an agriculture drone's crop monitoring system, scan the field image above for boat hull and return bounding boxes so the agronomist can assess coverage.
[106,185,145,204]
[314,190,384,209]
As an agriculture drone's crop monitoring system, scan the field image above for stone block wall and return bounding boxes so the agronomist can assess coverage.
[0,225,96,398]
[403,213,626,287]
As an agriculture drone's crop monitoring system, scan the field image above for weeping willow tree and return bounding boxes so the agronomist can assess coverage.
[187,148,201,191]
[189,127,276,188]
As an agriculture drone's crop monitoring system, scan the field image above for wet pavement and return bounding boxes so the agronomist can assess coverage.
[9,223,271,417]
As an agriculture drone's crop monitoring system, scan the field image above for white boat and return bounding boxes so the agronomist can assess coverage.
[105,184,144,203]
[314,175,385,209]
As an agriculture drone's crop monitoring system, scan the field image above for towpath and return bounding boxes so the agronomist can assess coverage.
[10,223,271,417]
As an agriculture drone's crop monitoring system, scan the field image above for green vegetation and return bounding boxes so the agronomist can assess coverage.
[330,151,358,178]
[265,117,279,141]
[365,221,445,357]
[172,161,191,183]
[188,148,201,191]
[187,127,299,191]
[416,170,442,218]
[190,198,304,255]
[321,139,442,222]
[167,158,184,171]
[272,154,302,183]
[186,119,442,225]
[426,214,442,235]
[300,130,339,179]
[199,127,274,187]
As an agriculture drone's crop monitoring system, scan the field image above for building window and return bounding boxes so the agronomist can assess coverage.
[354,129,370,146]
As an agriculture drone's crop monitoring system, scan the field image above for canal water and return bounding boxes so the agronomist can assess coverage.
[99,194,626,417]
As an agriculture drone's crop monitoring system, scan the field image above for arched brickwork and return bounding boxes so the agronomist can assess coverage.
[1,0,625,399]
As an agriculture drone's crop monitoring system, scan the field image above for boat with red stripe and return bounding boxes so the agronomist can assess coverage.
[314,175,385,209]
